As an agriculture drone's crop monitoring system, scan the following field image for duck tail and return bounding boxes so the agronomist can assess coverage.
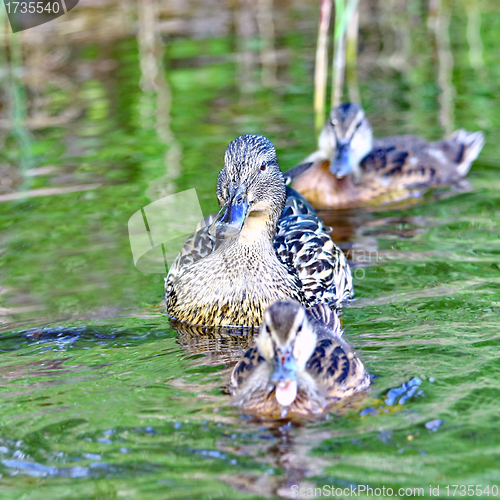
[307,303,342,337]
[449,129,485,177]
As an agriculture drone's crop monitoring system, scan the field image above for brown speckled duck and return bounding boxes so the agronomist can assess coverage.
[292,103,485,209]
[230,300,370,418]
[165,135,352,328]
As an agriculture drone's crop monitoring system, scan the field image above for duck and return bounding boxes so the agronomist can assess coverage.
[229,300,370,418]
[165,134,353,328]
[291,103,485,209]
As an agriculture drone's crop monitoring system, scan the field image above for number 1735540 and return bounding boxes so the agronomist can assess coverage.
[5,2,61,14]
[444,485,499,497]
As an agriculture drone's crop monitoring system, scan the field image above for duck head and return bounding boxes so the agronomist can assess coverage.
[256,301,317,407]
[318,103,373,183]
[209,135,286,240]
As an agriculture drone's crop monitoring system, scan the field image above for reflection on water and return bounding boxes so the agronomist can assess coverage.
[172,319,256,366]
[428,0,455,135]
[1,0,500,498]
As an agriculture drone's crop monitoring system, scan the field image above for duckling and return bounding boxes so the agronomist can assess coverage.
[229,300,370,417]
[291,103,485,209]
[165,135,352,328]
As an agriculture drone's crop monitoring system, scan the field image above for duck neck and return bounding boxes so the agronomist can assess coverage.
[237,210,278,247]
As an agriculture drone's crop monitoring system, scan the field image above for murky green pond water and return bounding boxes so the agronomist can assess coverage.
[1,1,500,498]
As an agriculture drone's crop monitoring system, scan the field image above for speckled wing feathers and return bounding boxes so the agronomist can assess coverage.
[306,302,342,337]
[364,130,485,188]
[274,214,353,308]
[229,346,265,394]
[306,337,370,401]
[362,145,440,189]
[165,220,221,300]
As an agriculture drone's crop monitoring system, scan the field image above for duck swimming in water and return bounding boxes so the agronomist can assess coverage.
[230,300,370,417]
[292,103,485,209]
[165,135,353,328]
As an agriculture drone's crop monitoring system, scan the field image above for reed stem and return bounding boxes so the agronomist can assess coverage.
[331,0,359,108]
[314,0,332,134]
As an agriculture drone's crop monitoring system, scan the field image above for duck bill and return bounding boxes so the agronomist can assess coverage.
[330,142,352,178]
[208,183,249,239]
[271,349,298,407]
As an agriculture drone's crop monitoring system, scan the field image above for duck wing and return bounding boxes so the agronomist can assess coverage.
[306,302,342,338]
[281,186,317,216]
[229,346,266,394]
[363,131,484,187]
[306,337,370,401]
[283,162,314,185]
[165,214,223,292]
[274,190,353,308]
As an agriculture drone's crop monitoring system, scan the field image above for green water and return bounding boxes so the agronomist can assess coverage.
[1,1,500,498]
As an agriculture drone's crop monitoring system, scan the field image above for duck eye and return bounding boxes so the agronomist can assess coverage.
[297,323,303,333]
[260,162,267,171]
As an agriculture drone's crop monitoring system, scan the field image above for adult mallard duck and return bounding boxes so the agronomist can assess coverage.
[165,135,353,328]
[292,103,485,209]
[229,300,370,418]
